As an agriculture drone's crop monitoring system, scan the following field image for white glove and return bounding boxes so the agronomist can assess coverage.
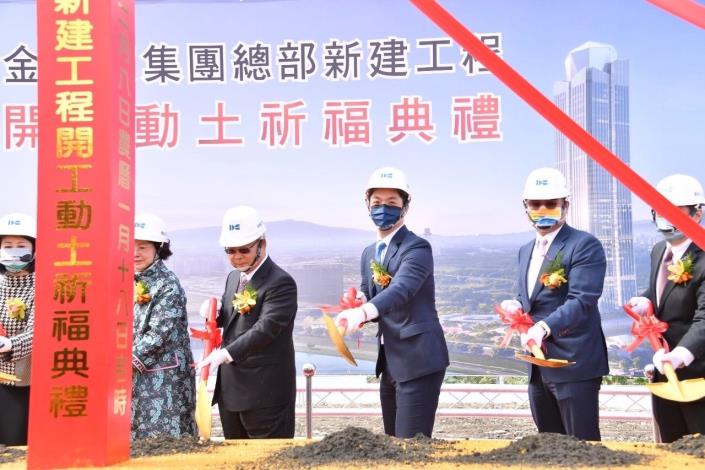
[520,324,546,351]
[343,290,367,304]
[0,336,11,353]
[335,308,367,335]
[199,298,222,319]
[500,299,522,313]
[653,346,695,374]
[628,296,652,316]
[197,348,232,371]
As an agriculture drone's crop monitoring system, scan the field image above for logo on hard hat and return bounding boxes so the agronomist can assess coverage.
[229,224,240,231]
[8,220,21,226]
[536,179,548,186]
[135,222,146,228]
[381,172,393,178]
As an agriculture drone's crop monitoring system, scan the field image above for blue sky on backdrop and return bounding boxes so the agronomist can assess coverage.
[0,0,703,235]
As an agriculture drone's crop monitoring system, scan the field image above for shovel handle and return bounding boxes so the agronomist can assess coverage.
[662,361,680,385]
[337,326,346,337]
[528,340,546,360]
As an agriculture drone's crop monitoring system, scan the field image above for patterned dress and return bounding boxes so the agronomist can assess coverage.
[132,260,196,439]
[0,272,34,386]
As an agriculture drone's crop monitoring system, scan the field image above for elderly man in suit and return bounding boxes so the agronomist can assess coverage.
[501,167,608,441]
[198,206,297,439]
[628,174,705,443]
[335,167,449,438]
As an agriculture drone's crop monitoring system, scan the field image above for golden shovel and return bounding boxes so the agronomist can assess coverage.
[647,361,705,402]
[323,314,357,367]
[0,371,20,382]
[515,340,575,368]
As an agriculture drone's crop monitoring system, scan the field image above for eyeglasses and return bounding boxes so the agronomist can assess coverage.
[224,239,260,255]
[525,199,562,210]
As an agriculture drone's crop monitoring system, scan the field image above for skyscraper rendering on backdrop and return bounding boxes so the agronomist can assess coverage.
[554,41,637,312]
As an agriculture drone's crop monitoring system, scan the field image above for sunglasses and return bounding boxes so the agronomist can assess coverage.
[224,239,260,255]
[525,199,562,210]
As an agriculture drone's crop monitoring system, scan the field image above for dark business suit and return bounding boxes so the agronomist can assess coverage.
[516,224,608,440]
[213,257,297,439]
[361,225,449,437]
[642,240,705,443]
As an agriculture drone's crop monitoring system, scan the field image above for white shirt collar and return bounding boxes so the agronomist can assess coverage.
[534,223,564,250]
[241,254,269,282]
[667,239,692,261]
[378,224,404,246]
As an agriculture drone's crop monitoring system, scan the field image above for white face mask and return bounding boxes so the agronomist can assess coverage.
[0,247,33,272]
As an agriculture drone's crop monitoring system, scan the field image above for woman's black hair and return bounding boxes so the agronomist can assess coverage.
[154,241,173,261]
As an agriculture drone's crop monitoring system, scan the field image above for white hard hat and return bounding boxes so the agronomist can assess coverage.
[656,174,705,207]
[522,168,570,200]
[219,206,266,247]
[0,212,36,239]
[134,213,169,243]
[366,167,411,198]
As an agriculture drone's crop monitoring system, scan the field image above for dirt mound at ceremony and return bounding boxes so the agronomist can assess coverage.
[0,445,26,464]
[243,427,647,468]
[130,435,221,458]
[452,432,646,467]
[251,426,452,468]
[668,433,705,459]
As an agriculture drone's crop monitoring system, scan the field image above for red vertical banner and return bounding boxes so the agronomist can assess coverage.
[29,1,135,468]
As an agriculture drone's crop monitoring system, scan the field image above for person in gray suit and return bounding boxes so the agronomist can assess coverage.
[501,167,608,441]
[628,174,705,443]
[335,167,449,438]
[198,206,297,439]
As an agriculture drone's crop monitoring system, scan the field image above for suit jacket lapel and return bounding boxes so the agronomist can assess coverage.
[518,242,532,311]
[382,226,406,271]
[223,274,241,334]
[224,257,273,335]
[659,242,701,311]
[530,225,569,303]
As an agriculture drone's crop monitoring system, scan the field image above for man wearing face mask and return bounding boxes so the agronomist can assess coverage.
[627,174,705,443]
[335,167,449,438]
[500,168,608,441]
[0,212,37,446]
[197,206,297,439]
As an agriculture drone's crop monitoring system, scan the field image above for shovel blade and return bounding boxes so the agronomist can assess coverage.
[515,353,575,368]
[195,379,212,440]
[323,314,357,367]
[647,378,705,403]
[0,371,20,382]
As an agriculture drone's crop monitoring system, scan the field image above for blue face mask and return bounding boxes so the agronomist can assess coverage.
[370,205,403,231]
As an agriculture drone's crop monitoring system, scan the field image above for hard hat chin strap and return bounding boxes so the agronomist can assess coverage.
[241,239,263,274]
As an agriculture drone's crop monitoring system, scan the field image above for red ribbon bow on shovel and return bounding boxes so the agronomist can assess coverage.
[190,300,223,379]
[494,304,534,348]
[623,303,669,353]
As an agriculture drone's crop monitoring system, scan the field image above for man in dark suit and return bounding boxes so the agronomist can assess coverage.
[501,167,608,441]
[628,174,705,443]
[335,167,449,438]
[198,205,297,439]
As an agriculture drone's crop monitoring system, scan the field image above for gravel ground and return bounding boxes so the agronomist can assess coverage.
[211,416,655,442]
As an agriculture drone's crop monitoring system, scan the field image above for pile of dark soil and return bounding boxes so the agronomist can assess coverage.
[452,433,646,467]
[273,427,452,467]
[130,435,220,458]
[668,433,705,459]
[0,445,26,464]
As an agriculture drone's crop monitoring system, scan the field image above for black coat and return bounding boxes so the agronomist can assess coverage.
[213,257,297,411]
[643,241,705,381]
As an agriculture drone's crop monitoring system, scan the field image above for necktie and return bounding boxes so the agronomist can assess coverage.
[537,237,549,257]
[236,272,249,294]
[656,247,673,306]
[375,241,386,263]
